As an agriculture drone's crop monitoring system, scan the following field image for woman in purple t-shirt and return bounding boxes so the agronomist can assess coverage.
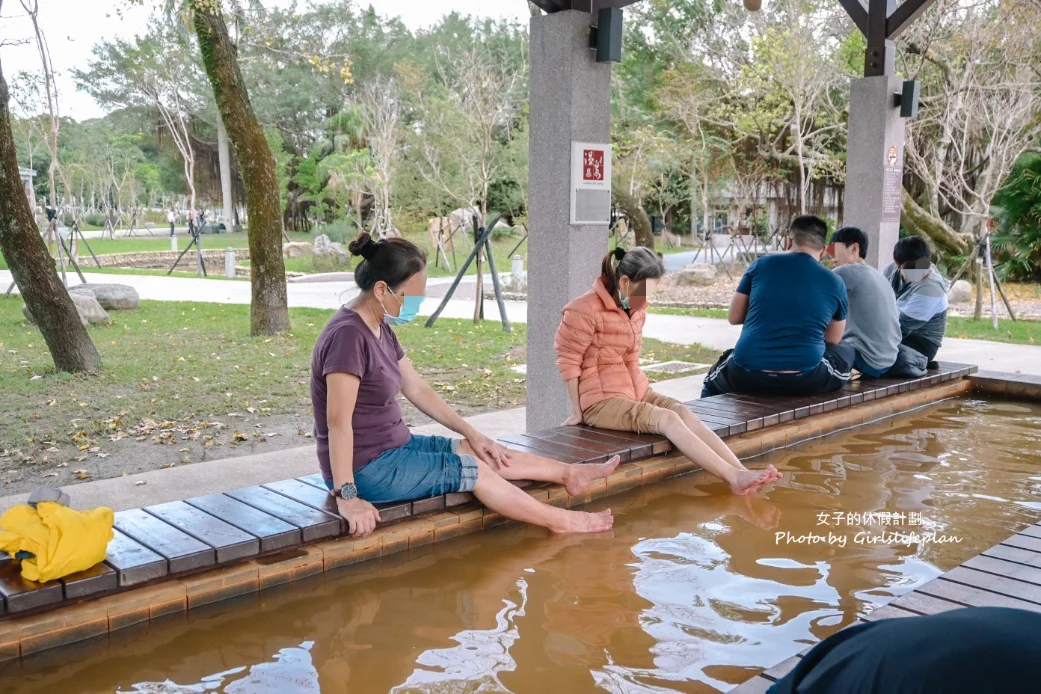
[312,233,619,537]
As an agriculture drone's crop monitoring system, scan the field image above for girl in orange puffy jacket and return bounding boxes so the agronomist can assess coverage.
[554,247,780,495]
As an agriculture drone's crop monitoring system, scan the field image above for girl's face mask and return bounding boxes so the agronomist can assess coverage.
[383,291,424,326]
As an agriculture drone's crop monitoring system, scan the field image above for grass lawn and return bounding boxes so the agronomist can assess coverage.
[0,299,717,488]
[648,306,730,319]
[947,316,1041,345]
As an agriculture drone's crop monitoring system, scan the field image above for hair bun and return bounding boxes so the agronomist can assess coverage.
[348,233,379,260]
[613,247,626,261]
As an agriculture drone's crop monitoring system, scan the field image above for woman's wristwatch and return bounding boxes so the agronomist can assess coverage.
[334,483,358,500]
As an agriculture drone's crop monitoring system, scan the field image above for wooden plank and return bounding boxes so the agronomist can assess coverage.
[297,474,328,490]
[412,496,446,515]
[262,479,349,532]
[983,544,1041,568]
[374,500,414,523]
[225,487,340,542]
[526,430,630,461]
[862,604,919,621]
[186,494,301,552]
[941,567,1041,604]
[889,590,964,615]
[963,555,1041,587]
[572,424,671,455]
[500,434,608,464]
[730,675,775,693]
[1020,525,1041,540]
[0,561,63,613]
[519,432,613,463]
[104,528,168,587]
[61,563,118,600]
[918,577,1041,613]
[114,509,214,574]
[145,501,259,563]
[544,430,631,461]
[553,426,656,458]
[1002,534,1041,553]
[761,654,802,680]
[499,439,584,464]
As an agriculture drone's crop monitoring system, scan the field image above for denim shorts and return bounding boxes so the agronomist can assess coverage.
[323,435,479,503]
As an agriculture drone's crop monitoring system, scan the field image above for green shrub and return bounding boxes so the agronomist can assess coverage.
[993,153,1041,282]
[490,221,519,241]
[84,213,107,228]
[311,252,351,274]
[61,213,75,227]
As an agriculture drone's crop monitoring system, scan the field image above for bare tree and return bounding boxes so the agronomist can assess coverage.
[18,0,61,248]
[1,51,100,373]
[361,78,402,238]
[902,0,1041,257]
[417,41,524,321]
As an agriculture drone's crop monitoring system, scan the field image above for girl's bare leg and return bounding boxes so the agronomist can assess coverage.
[677,407,746,470]
[469,461,613,533]
[458,442,620,497]
[658,411,780,495]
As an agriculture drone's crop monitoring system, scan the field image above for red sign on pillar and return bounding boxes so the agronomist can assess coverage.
[571,141,612,225]
[583,149,605,182]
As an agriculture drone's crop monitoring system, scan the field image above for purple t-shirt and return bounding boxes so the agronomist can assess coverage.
[310,308,411,480]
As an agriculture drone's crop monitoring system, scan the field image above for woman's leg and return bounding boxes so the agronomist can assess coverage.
[656,410,781,495]
[470,460,614,533]
[458,442,620,497]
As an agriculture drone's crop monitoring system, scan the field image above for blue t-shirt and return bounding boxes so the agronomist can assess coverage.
[732,253,848,371]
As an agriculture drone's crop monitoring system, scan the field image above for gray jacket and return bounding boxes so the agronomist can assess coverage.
[883,263,949,352]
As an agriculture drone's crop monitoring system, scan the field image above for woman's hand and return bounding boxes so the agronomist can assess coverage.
[465,431,511,470]
[337,496,381,537]
[563,412,584,426]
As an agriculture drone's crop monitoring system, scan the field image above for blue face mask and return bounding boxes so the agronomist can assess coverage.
[383,291,424,326]
[618,289,631,311]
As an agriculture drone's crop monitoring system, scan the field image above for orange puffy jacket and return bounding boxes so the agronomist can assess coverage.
[554,277,649,412]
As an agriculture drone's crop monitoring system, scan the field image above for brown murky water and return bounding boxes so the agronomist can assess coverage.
[6,398,1041,694]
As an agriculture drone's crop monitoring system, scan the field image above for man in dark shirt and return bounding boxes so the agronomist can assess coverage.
[702,215,854,397]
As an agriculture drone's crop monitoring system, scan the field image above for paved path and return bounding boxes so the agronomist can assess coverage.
[5,270,1040,375]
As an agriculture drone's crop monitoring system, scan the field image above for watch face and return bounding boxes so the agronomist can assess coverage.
[340,484,358,500]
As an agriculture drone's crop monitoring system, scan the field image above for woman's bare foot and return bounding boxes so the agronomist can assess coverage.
[550,509,614,533]
[729,466,780,495]
[564,455,621,497]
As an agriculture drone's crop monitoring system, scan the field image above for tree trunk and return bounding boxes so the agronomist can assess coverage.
[613,187,654,250]
[900,190,971,256]
[0,61,100,372]
[192,2,289,336]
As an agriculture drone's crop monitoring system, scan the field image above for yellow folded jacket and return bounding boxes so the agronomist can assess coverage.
[0,501,114,583]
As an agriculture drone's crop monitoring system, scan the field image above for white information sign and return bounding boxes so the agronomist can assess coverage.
[570,141,612,225]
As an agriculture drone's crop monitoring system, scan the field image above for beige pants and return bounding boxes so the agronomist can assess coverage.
[582,390,687,435]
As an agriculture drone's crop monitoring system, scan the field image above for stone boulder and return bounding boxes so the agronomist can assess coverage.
[283,241,312,259]
[675,264,717,286]
[948,279,973,304]
[23,289,110,327]
[312,234,349,262]
[73,283,139,310]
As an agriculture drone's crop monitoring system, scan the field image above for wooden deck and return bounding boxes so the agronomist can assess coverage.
[730,520,1041,692]
[0,363,976,621]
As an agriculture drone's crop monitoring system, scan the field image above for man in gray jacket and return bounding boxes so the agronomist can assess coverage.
[831,227,902,377]
[883,236,949,368]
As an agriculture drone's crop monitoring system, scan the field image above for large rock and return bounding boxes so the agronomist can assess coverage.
[675,264,717,286]
[948,279,973,304]
[73,283,139,310]
[283,241,312,258]
[23,289,110,327]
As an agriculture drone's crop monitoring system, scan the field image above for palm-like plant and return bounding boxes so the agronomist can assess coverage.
[992,154,1041,282]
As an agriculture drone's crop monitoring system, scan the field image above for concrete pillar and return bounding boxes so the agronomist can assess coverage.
[216,116,234,232]
[843,76,905,270]
[527,11,612,432]
[225,248,236,278]
[171,236,178,252]
[511,254,524,278]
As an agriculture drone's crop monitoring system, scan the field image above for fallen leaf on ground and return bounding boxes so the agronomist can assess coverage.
[178,448,189,453]
[43,472,58,477]
[135,480,147,486]
[45,447,59,453]
[233,432,249,442]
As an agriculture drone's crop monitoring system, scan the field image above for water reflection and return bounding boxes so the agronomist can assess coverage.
[7,399,1041,694]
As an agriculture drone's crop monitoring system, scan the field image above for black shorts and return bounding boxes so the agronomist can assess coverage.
[701,343,855,398]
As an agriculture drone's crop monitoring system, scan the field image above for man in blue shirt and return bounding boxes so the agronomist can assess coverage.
[702,215,855,397]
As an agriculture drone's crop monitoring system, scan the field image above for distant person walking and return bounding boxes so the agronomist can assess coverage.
[167,209,176,237]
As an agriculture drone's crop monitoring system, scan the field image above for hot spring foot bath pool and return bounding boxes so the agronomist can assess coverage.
[5,397,1041,693]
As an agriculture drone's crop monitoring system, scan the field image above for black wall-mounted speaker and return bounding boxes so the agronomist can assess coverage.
[596,8,623,63]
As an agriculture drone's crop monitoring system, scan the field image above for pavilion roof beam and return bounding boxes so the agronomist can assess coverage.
[886,0,939,40]
[837,0,869,36]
